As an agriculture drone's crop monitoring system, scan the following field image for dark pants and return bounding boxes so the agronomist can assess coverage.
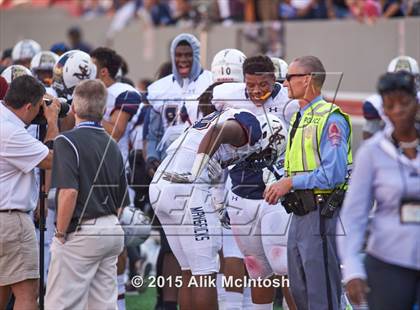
[128,150,152,212]
[127,245,141,279]
[366,254,420,310]
[287,207,341,310]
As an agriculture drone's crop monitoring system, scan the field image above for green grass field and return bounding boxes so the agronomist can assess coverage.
[126,287,157,310]
[126,288,283,309]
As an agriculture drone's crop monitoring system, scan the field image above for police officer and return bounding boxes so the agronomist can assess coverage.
[338,71,420,310]
[264,55,352,310]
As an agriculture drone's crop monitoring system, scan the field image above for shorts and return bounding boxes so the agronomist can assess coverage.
[0,212,39,286]
[227,191,291,279]
[149,177,222,275]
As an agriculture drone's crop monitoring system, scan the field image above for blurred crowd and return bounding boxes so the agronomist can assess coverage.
[1,0,419,25]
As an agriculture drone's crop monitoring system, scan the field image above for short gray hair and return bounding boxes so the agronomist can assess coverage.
[294,56,326,88]
[73,79,107,122]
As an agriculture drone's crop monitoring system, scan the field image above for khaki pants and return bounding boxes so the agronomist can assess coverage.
[45,215,124,310]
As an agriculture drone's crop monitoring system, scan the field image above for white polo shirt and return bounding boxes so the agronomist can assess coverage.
[0,102,49,211]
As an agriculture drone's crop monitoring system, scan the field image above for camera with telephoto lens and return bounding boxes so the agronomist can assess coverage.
[31,97,70,125]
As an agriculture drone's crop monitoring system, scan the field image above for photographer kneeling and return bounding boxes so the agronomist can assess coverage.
[0,75,60,310]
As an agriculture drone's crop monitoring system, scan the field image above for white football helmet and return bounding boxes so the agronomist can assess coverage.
[31,51,59,72]
[12,39,42,62]
[1,65,33,84]
[387,56,419,75]
[271,57,288,83]
[257,113,287,155]
[52,50,97,98]
[119,207,151,247]
[31,51,59,86]
[211,48,246,83]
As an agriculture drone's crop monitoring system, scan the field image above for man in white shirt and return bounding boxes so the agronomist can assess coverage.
[0,75,60,310]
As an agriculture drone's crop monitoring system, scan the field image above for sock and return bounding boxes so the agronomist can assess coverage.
[117,274,126,310]
[242,287,253,309]
[224,291,243,310]
[252,302,273,310]
[162,301,178,310]
[216,273,226,309]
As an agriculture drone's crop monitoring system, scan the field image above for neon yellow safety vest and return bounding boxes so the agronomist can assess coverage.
[284,99,353,192]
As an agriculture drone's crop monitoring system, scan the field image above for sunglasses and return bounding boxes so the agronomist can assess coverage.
[285,73,310,82]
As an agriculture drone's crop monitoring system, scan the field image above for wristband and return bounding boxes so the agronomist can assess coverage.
[191,153,211,179]
[54,228,66,239]
[44,140,54,150]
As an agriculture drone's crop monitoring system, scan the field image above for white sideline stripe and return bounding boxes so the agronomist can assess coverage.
[323,91,374,101]
[351,116,364,125]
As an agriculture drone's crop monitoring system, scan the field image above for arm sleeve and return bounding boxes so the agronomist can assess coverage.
[146,108,163,161]
[2,128,49,174]
[337,144,374,283]
[292,113,350,189]
[232,111,262,146]
[51,136,79,190]
[362,100,381,120]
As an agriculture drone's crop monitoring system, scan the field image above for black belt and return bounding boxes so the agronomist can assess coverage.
[0,209,30,214]
[282,190,333,216]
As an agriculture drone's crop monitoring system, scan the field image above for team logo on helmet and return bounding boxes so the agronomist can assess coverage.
[395,59,412,73]
[12,66,29,80]
[74,63,92,80]
[39,54,56,69]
